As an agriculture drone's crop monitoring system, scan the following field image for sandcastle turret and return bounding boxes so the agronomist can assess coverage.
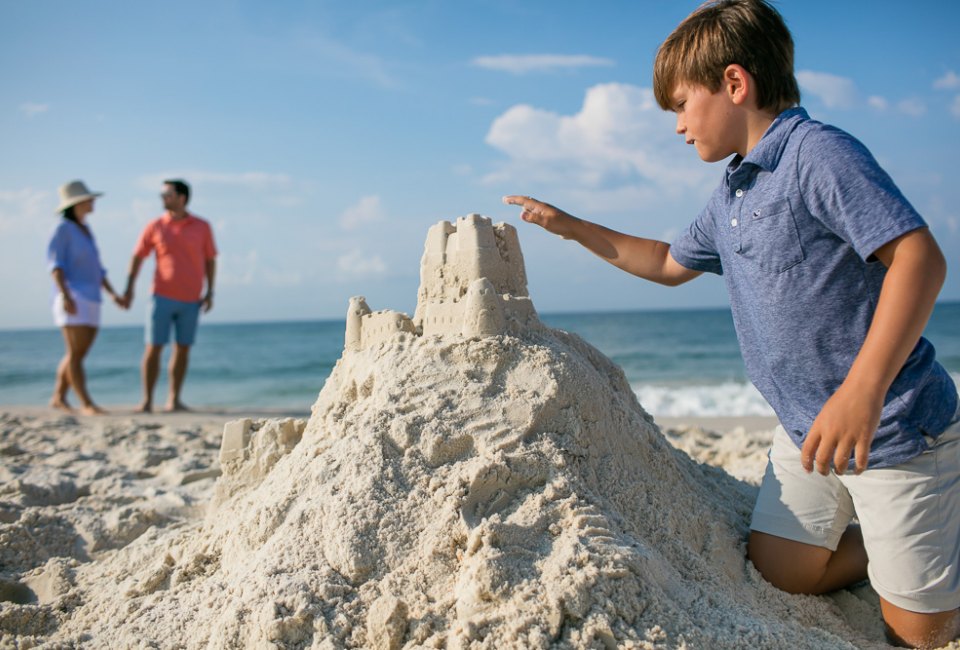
[345,296,372,351]
[461,277,506,338]
[344,213,538,352]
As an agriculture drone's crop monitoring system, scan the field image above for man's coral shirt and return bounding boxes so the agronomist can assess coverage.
[133,212,217,303]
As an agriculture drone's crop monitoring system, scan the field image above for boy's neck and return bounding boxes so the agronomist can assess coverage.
[742,108,781,158]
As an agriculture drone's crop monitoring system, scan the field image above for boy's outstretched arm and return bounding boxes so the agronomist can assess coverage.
[503,195,701,286]
[801,227,948,475]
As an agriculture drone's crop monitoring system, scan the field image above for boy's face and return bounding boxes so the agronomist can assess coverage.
[670,82,742,162]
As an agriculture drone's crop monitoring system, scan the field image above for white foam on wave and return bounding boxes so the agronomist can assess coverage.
[636,372,960,418]
[634,381,776,418]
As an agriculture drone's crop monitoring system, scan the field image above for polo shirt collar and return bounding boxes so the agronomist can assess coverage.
[162,210,194,223]
[726,106,809,180]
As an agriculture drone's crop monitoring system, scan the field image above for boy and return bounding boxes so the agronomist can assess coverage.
[504,0,959,647]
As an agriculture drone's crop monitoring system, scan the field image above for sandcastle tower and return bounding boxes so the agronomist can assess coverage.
[344,213,538,351]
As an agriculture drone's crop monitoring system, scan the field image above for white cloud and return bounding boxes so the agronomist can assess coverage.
[934,71,960,90]
[951,95,960,119]
[483,82,712,211]
[796,70,857,109]
[0,187,52,231]
[897,98,926,117]
[219,249,303,287]
[337,249,387,277]
[867,96,888,111]
[339,195,385,230]
[219,250,259,286]
[472,54,614,75]
[19,103,49,118]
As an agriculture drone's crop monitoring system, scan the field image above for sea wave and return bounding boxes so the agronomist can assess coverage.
[632,381,774,417]
[633,372,960,418]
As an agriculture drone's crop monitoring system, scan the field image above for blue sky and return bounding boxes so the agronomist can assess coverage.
[2,0,958,329]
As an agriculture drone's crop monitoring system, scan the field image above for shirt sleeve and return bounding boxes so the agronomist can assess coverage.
[46,223,69,273]
[670,193,724,275]
[133,222,155,258]
[797,126,927,261]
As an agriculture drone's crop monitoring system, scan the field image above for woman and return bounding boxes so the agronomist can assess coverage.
[47,180,126,414]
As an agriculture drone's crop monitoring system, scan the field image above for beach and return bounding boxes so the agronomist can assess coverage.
[0,404,939,649]
[3,217,959,649]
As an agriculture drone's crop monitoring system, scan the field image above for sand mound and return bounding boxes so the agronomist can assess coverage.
[1,215,893,648]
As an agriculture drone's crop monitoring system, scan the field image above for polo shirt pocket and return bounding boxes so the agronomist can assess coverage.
[741,198,804,273]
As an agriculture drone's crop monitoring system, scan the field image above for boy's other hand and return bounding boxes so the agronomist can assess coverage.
[502,195,578,239]
[801,383,882,475]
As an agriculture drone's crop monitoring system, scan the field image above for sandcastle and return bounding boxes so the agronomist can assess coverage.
[1,215,888,649]
[345,213,539,351]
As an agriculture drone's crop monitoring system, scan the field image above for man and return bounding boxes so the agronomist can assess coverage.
[124,179,217,412]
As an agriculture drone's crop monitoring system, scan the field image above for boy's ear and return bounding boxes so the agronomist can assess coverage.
[723,64,752,106]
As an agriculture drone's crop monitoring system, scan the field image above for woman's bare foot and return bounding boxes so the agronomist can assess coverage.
[164,401,190,413]
[79,403,107,416]
[136,401,153,413]
[49,397,74,413]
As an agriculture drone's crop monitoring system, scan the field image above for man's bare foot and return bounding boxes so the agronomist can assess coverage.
[49,398,74,413]
[136,401,153,413]
[164,401,190,413]
[79,403,107,416]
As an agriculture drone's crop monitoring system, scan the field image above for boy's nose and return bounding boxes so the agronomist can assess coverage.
[675,115,685,135]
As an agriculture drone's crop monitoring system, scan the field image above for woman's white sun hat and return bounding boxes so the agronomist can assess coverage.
[56,180,103,213]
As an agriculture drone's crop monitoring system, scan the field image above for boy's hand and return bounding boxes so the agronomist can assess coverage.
[502,195,579,238]
[801,383,882,475]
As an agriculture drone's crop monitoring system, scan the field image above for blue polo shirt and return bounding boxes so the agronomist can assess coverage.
[670,107,958,469]
[46,218,106,303]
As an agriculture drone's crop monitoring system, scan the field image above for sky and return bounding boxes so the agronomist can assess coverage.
[2,0,959,330]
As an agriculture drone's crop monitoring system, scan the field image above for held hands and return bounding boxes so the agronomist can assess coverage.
[800,382,883,475]
[502,195,578,239]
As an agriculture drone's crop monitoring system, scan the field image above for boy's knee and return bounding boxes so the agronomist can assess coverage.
[747,531,829,595]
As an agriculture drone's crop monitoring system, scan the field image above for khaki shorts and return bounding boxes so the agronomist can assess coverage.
[751,412,960,613]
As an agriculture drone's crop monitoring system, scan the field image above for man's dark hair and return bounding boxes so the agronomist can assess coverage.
[164,179,191,205]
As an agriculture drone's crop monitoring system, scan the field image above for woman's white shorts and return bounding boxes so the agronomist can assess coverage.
[52,293,101,328]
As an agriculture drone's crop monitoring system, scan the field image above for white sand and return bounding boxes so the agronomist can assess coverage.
[1,216,952,649]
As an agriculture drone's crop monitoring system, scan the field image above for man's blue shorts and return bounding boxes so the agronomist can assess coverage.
[146,295,201,346]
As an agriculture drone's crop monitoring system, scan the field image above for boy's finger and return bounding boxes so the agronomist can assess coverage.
[832,441,855,476]
[854,441,870,474]
[800,432,820,473]
[502,195,533,207]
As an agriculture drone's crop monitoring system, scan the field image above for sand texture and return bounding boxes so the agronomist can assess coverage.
[1,215,951,649]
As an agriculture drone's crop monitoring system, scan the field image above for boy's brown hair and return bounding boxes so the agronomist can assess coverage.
[653,0,800,113]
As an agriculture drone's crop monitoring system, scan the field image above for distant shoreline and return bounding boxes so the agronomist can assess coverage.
[3,299,958,334]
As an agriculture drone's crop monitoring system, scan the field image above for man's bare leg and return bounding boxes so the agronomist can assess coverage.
[165,344,190,411]
[139,345,163,412]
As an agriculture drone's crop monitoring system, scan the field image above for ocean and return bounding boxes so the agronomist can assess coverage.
[2,303,958,417]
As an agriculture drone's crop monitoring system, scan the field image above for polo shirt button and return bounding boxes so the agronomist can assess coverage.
[735,188,744,198]
[731,218,738,227]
